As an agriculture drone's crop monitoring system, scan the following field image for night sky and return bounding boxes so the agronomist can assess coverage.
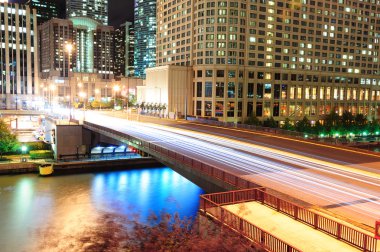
[11,0,134,27]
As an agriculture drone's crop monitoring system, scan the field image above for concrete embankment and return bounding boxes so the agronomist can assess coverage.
[0,158,163,175]
[0,162,38,174]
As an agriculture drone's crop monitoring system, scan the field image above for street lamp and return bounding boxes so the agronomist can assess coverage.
[185,55,189,120]
[49,84,56,112]
[66,95,72,119]
[65,43,73,105]
[65,43,73,75]
[21,145,27,162]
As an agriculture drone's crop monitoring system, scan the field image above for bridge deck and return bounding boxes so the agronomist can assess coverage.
[225,202,364,252]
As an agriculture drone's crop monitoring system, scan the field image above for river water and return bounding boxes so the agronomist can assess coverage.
[0,167,205,252]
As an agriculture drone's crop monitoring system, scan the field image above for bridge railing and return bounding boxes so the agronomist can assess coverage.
[200,189,301,252]
[146,141,260,189]
[201,189,378,252]
[83,121,377,252]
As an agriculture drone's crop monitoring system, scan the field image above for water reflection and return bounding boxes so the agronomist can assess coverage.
[0,167,204,252]
[91,168,204,222]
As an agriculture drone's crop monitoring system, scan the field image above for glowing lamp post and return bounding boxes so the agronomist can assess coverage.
[49,84,56,112]
[21,145,27,162]
[65,43,73,74]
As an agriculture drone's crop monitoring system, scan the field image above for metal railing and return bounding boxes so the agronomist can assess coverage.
[84,121,378,252]
[200,189,301,252]
[201,189,378,252]
[186,117,314,139]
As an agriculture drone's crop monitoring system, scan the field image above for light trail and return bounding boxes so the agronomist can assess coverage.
[84,112,380,227]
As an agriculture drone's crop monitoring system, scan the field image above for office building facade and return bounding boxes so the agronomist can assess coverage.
[156,0,380,123]
[134,0,156,78]
[27,0,61,25]
[114,21,135,77]
[66,0,108,25]
[39,18,75,78]
[0,2,39,109]
[39,17,114,106]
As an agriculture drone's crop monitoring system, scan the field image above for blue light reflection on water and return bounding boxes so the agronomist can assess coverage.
[91,167,205,222]
[0,167,205,252]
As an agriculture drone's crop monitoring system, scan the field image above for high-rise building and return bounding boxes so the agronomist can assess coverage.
[0,2,39,109]
[39,18,74,78]
[94,25,114,79]
[155,0,380,123]
[126,24,135,77]
[134,0,156,78]
[66,0,108,25]
[39,17,114,78]
[114,25,125,77]
[114,21,135,77]
[27,0,61,25]
[38,17,114,106]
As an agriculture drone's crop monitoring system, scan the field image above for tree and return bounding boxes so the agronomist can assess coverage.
[35,212,257,252]
[244,115,261,126]
[128,94,137,107]
[323,112,340,133]
[0,119,19,159]
[263,116,277,128]
[295,116,311,133]
[282,118,294,131]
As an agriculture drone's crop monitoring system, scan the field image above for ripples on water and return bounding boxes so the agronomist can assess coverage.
[0,167,205,252]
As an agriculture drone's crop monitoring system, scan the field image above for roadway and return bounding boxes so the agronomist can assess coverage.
[81,111,380,229]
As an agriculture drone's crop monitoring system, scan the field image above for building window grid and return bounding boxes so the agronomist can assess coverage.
[159,0,380,121]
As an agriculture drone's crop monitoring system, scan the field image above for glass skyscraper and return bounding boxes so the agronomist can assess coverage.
[27,0,60,24]
[134,0,156,78]
[66,0,108,25]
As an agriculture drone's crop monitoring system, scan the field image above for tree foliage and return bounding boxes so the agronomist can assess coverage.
[0,119,19,158]
[263,116,277,128]
[244,115,262,126]
[36,212,258,252]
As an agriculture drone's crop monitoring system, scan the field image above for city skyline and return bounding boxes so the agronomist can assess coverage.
[11,0,134,26]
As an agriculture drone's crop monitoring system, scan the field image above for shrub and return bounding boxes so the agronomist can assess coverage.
[29,150,54,159]
[23,141,51,152]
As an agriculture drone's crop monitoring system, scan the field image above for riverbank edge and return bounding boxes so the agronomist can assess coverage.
[0,158,164,175]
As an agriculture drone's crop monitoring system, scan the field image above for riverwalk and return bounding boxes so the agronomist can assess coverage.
[200,188,379,252]
[0,157,162,175]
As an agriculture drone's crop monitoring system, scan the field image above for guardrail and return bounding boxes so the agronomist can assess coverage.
[201,189,378,252]
[200,189,301,252]
[186,117,315,139]
[84,121,378,252]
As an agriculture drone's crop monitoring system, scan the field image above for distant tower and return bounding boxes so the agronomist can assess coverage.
[66,0,108,25]
[27,0,61,25]
[114,22,135,77]
[134,0,156,78]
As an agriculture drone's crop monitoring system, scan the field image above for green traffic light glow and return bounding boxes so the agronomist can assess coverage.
[21,145,27,152]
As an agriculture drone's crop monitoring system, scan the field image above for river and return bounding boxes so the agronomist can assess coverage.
[0,167,205,252]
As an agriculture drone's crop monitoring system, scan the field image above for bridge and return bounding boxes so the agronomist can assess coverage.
[7,109,379,251]
[0,109,45,116]
[77,110,380,251]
